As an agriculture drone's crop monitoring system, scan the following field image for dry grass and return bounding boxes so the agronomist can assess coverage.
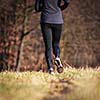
[0,67,100,100]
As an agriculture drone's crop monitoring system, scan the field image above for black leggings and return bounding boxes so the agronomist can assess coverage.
[41,23,62,70]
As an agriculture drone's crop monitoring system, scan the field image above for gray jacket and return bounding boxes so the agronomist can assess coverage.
[35,0,69,24]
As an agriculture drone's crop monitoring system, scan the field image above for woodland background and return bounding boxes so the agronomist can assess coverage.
[0,0,100,71]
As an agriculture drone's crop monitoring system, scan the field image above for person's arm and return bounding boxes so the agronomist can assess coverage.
[35,0,42,12]
[58,0,70,11]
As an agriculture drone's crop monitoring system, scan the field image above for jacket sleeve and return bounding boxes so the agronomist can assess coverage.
[35,0,42,12]
[58,0,70,11]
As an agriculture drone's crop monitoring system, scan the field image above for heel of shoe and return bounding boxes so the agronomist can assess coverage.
[57,66,63,73]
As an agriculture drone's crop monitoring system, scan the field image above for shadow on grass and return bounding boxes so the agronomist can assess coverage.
[43,79,74,100]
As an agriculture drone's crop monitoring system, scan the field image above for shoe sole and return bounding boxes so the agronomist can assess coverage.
[54,60,64,73]
[57,67,63,73]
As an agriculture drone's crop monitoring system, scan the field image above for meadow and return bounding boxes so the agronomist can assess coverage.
[0,67,100,100]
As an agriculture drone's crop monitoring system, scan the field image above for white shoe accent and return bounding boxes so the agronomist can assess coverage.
[48,68,54,74]
[55,57,63,67]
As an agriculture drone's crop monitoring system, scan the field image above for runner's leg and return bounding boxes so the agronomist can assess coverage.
[41,23,53,71]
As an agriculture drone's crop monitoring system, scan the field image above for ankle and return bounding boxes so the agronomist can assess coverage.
[48,68,54,74]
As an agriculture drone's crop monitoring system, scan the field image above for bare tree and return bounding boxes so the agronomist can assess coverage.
[0,0,35,71]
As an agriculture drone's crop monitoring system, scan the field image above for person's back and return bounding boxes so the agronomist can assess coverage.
[42,0,60,13]
[41,0,63,24]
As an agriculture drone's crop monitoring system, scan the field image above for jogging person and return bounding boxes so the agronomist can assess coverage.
[35,0,69,74]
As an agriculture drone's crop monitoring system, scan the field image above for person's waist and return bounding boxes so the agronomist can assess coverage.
[41,10,61,15]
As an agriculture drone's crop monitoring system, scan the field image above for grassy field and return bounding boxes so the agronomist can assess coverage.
[0,67,100,100]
